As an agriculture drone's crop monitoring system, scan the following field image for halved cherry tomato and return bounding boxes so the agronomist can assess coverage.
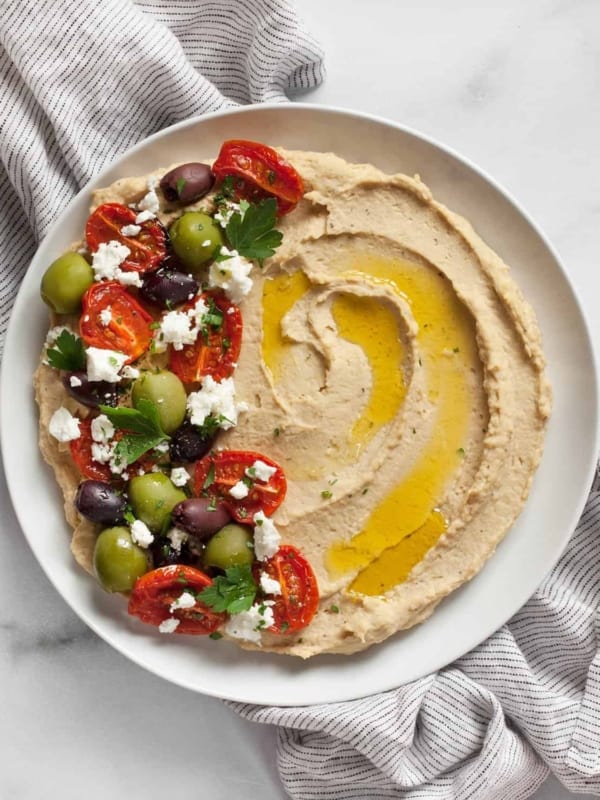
[128,565,226,635]
[80,281,153,362]
[69,418,160,481]
[194,450,286,525]
[257,545,319,633]
[168,292,242,384]
[212,140,304,215]
[70,417,112,481]
[85,202,167,273]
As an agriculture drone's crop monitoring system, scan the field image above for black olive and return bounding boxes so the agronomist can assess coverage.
[75,481,127,525]
[169,423,214,463]
[139,269,199,308]
[63,372,118,408]
[171,498,231,539]
[159,163,215,204]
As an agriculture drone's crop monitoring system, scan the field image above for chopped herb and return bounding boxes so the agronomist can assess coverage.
[279,620,289,632]
[98,399,170,465]
[361,487,369,495]
[222,336,231,352]
[457,447,465,456]
[149,321,161,330]
[453,346,460,353]
[321,489,333,500]
[109,356,118,366]
[225,197,283,264]
[246,466,257,478]
[207,496,217,512]
[273,427,280,437]
[209,631,223,640]
[213,175,235,206]
[176,177,187,197]
[123,507,136,525]
[267,170,276,185]
[199,564,257,615]
[46,330,86,371]
[329,604,340,614]
[242,475,254,489]
[203,462,216,490]
[165,298,174,311]
[154,499,165,510]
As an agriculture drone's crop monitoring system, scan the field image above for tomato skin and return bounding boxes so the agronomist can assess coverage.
[80,281,153,362]
[70,418,113,482]
[128,565,226,635]
[194,450,286,525]
[212,140,304,214]
[168,292,242,384]
[85,202,167,273]
[257,545,319,633]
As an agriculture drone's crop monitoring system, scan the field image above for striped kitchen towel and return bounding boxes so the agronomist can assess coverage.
[233,465,600,799]
[0,0,324,348]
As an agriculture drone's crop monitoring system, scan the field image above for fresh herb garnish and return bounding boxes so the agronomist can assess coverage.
[46,330,86,371]
[176,177,186,197]
[196,414,231,439]
[225,197,283,264]
[203,462,216,490]
[321,489,333,500]
[209,631,223,640]
[98,399,169,465]
[213,176,235,206]
[199,564,257,615]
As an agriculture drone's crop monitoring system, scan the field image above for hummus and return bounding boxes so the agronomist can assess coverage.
[35,149,551,657]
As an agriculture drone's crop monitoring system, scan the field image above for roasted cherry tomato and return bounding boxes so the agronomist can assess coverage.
[128,565,226,635]
[70,417,113,482]
[194,450,286,525]
[69,418,161,482]
[80,281,153,362]
[257,545,319,633]
[212,140,304,215]
[169,292,242,384]
[85,202,167,273]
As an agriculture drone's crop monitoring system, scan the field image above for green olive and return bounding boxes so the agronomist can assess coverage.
[169,212,223,273]
[203,523,254,571]
[131,370,187,434]
[40,252,94,314]
[93,526,148,592]
[128,473,186,533]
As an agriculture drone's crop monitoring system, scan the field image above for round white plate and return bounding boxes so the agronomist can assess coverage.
[2,105,597,706]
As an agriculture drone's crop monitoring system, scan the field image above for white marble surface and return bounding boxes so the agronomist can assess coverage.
[1,1,598,798]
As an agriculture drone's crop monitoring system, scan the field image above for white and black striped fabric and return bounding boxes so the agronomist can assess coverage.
[233,467,600,799]
[3,5,600,799]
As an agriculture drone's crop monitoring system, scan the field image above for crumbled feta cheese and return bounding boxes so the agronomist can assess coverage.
[134,209,155,224]
[260,573,282,596]
[153,441,170,454]
[115,270,143,288]
[247,459,277,482]
[48,407,80,442]
[91,240,130,280]
[253,511,281,561]
[169,591,196,612]
[229,480,249,500]
[156,310,197,351]
[91,414,115,443]
[138,177,160,215]
[45,325,70,345]
[208,248,253,304]
[167,528,188,553]
[91,442,112,464]
[121,365,140,380]
[158,617,180,634]
[121,224,141,236]
[130,519,154,548]
[170,467,190,487]
[69,375,82,387]
[186,376,245,429]
[186,296,210,329]
[86,347,128,382]
[224,603,274,644]
[213,201,241,228]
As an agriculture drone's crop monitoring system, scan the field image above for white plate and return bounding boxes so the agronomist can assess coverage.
[2,105,598,706]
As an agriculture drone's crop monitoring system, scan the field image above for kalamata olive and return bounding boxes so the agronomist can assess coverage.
[139,269,199,308]
[171,498,232,539]
[159,163,215,204]
[75,480,127,525]
[169,423,215,463]
[63,371,118,408]
[151,536,196,568]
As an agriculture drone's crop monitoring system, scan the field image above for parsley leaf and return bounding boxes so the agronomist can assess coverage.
[225,197,283,264]
[98,399,169,465]
[46,330,86,371]
[176,177,186,197]
[199,564,257,615]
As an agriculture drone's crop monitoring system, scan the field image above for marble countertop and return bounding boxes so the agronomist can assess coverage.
[2,1,598,798]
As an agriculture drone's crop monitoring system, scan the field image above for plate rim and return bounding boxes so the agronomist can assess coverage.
[2,102,598,705]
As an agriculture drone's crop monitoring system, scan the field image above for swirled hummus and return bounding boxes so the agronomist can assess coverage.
[35,149,551,657]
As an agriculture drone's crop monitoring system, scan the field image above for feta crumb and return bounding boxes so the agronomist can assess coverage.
[91,442,113,464]
[170,467,190,488]
[169,591,196,612]
[167,528,188,553]
[213,202,241,228]
[156,310,197,351]
[90,414,115,443]
[247,459,277,482]
[48,407,80,442]
[86,347,128,383]
[130,519,154,548]
[186,375,245,429]
[69,375,82,387]
[99,306,112,326]
[229,480,249,500]
[224,603,274,644]
[153,441,169,454]
[253,511,281,561]
[134,209,156,224]
[121,224,141,236]
[208,247,253,304]
[121,365,140,380]
[115,270,143,288]
[91,240,130,281]
[158,617,180,634]
[260,573,282,596]
[138,177,160,215]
